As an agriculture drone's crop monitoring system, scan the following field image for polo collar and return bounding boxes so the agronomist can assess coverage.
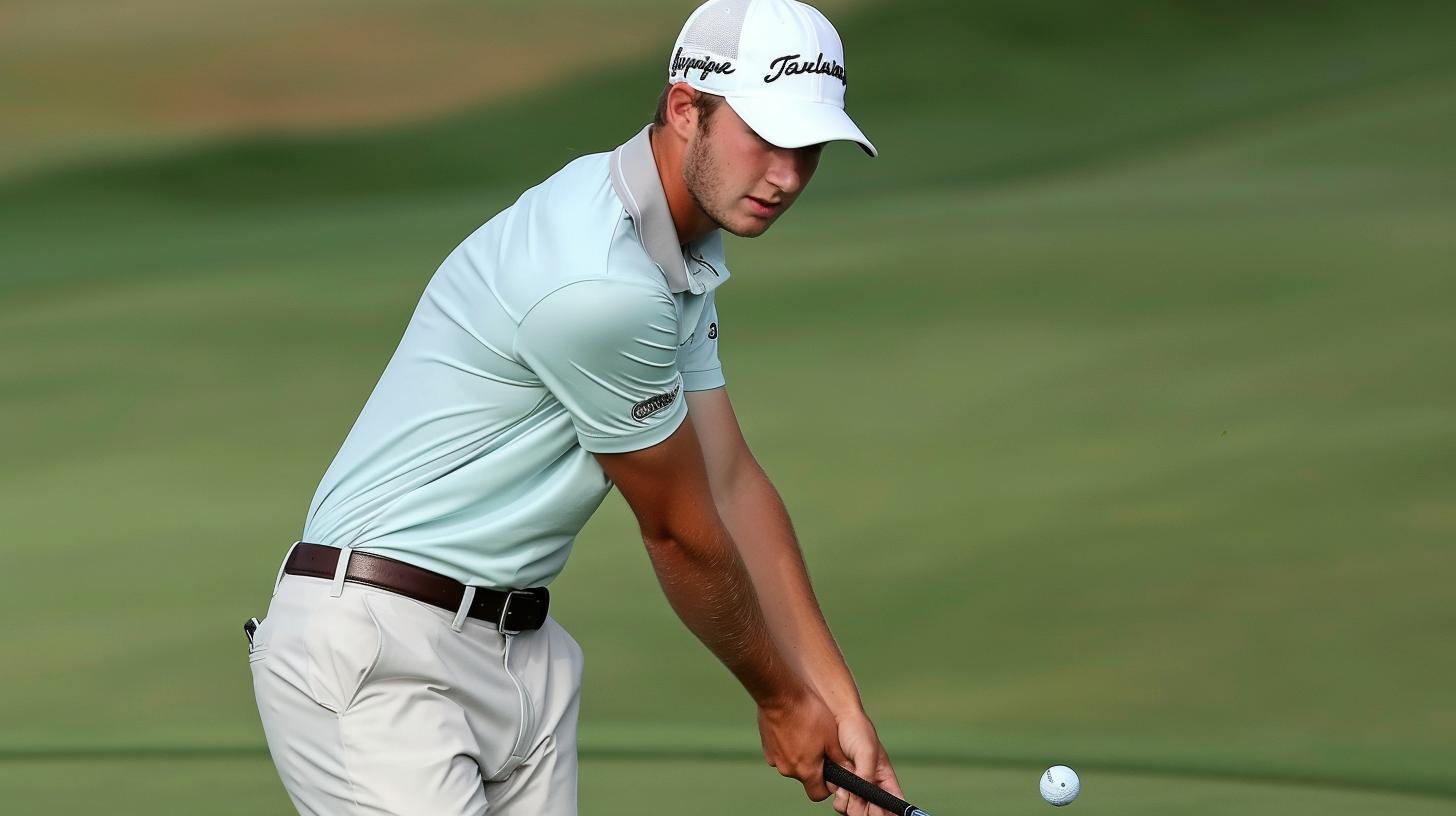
[610,125,726,296]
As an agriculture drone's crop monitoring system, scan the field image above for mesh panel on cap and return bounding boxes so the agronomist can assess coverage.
[680,0,751,59]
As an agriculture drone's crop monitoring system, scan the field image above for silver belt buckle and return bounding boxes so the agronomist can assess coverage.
[497,590,531,636]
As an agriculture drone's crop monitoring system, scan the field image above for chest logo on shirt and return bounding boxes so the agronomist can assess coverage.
[631,383,682,422]
[707,322,718,340]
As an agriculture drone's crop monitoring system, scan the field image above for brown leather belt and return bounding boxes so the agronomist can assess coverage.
[284,543,549,634]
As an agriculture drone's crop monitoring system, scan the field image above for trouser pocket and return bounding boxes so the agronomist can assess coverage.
[244,616,270,662]
[303,590,385,712]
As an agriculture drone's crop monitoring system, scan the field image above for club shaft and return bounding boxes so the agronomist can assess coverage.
[822,759,927,816]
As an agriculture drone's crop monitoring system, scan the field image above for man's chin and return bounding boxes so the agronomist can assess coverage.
[718,212,777,238]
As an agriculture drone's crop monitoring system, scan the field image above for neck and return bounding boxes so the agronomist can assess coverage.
[649,125,717,244]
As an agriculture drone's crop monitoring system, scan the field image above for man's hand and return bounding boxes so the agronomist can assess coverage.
[758,691,904,816]
[829,713,904,816]
[757,687,844,801]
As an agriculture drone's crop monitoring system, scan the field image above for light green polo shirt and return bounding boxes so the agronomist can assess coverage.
[301,126,730,589]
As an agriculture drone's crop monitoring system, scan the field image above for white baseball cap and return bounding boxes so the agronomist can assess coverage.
[667,0,877,157]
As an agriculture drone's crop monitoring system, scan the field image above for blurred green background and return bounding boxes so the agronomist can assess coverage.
[2,0,1453,813]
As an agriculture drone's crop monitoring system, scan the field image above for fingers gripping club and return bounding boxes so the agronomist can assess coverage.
[822,759,930,816]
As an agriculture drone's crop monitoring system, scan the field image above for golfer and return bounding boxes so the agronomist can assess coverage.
[247,1,901,813]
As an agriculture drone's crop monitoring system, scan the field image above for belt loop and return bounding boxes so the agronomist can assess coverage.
[273,541,301,596]
[451,586,477,633]
[330,547,353,598]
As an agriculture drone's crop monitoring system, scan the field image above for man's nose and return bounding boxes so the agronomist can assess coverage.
[764,149,809,193]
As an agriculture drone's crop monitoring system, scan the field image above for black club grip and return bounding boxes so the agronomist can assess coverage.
[822,759,926,816]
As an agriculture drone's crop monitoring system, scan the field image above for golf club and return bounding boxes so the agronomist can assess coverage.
[823,759,930,816]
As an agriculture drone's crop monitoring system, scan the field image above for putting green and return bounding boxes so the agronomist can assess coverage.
[1,0,1452,812]
[0,756,1451,815]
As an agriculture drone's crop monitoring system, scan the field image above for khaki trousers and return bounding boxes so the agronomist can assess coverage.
[249,571,583,815]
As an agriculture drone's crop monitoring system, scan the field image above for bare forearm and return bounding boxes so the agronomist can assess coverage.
[597,418,804,709]
[715,461,862,711]
[641,522,801,706]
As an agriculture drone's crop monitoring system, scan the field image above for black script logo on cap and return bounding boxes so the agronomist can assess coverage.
[764,53,847,86]
[631,383,682,422]
[672,47,736,81]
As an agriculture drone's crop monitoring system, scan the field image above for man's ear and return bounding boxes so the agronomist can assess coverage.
[665,83,700,141]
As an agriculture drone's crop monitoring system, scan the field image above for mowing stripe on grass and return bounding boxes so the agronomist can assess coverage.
[1,742,1451,803]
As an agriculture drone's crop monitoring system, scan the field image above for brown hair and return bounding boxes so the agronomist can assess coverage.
[652,84,724,131]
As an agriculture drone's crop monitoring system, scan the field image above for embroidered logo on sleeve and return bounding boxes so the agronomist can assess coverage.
[631,383,682,422]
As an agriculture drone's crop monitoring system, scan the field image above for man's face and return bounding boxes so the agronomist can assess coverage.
[682,100,823,238]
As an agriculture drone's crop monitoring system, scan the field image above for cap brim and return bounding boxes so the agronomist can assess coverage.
[724,95,877,157]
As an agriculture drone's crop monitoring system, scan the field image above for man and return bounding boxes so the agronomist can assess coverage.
[247,1,902,814]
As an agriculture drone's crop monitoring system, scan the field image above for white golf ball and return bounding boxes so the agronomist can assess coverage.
[1039,765,1080,807]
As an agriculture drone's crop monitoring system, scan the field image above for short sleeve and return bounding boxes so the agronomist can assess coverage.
[515,279,687,454]
[678,292,724,392]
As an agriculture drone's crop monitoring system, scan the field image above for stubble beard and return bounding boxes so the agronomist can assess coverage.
[684,130,768,239]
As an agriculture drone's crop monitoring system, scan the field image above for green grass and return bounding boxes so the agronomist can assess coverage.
[1,756,1454,815]
[2,0,1454,812]
[0,0,867,180]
